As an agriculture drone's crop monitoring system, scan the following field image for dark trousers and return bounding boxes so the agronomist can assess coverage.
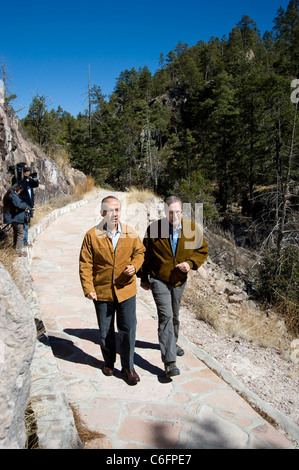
[94,295,136,370]
[150,278,186,364]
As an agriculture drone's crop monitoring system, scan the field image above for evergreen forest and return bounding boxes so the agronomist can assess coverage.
[7,1,299,332]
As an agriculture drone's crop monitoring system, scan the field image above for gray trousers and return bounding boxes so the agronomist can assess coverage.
[150,277,186,364]
[12,222,25,253]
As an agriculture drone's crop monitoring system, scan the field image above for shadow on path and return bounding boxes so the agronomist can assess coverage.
[48,335,104,369]
[42,328,166,381]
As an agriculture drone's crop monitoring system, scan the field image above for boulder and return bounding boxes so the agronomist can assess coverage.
[0,263,36,448]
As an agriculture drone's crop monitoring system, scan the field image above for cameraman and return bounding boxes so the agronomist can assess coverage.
[16,166,39,246]
[3,184,30,257]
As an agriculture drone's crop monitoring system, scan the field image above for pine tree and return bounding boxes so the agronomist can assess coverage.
[273,0,299,74]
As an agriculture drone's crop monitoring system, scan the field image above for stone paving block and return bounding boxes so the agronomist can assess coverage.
[180,350,207,370]
[200,389,260,418]
[192,368,228,384]
[124,402,187,420]
[79,406,121,431]
[188,405,249,449]
[66,380,98,402]
[99,375,173,402]
[180,378,221,395]
[251,423,291,448]
[117,416,182,448]
[57,316,92,331]
[55,357,100,378]
[172,392,191,403]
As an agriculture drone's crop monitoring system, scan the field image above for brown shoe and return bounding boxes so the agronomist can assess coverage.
[103,365,114,376]
[121,368,140,384]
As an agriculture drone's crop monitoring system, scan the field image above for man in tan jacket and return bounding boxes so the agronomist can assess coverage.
[79,196,145,384]
[140,195,208,378]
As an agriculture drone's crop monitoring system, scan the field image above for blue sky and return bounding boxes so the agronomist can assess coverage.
[1,0,290,118]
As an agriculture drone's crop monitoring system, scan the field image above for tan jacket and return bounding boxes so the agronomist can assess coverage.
[140,217,208,286]
[79,221,145,302]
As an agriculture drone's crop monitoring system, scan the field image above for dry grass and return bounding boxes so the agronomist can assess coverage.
[0,237,19,283]
[47,146,71,172]
[126,186,158,204]
[224,308,290,349]
[25,401,39,449]
[192,298,220,330]
[74,175,97,199]
[190,295,290,350]
[69,404,107,448]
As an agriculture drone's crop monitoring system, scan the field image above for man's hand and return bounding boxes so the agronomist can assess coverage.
[141,280,152,290]
[176,262,190,273]
[87,292,97,300]
[123,264,136,276]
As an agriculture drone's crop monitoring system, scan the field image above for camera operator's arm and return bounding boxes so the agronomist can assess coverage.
[29,173,39,188]
[11,193,28,211]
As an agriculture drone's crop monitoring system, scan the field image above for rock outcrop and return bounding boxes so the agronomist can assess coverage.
[0,263,36,448]
[0,103,85,219]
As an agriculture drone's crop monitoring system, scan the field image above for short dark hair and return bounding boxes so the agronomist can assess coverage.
[101,196,121,211]
[12,183,23,193]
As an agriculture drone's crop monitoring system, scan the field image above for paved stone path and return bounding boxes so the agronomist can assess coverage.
[29,192,296,449]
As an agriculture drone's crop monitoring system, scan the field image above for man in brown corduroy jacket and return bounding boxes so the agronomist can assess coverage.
[140,195,208,378]
[79,195,145,384]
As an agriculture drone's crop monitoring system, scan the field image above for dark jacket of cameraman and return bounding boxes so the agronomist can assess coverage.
[14,174,39,208]
[3,188,29,224]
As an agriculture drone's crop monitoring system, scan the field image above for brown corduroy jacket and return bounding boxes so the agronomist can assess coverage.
[139,217,208,286]
[79,221,145,302]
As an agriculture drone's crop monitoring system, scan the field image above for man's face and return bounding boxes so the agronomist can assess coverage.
[102,198,120,229]
[165,201,182,229]
[24,171,30,177]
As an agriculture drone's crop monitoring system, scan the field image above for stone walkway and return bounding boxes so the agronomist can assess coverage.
[28,192,297,449]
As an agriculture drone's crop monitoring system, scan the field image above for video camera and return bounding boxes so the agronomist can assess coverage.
[25,207,34,225]
[7,162,37,182]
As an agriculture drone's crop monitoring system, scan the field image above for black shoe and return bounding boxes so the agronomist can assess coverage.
[176,345,185,356]
[165,362,180,378]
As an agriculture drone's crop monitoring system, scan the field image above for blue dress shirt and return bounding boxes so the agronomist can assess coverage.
[169,222,182,256]
[105,223,122,251]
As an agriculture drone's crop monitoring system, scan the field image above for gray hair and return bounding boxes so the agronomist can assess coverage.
[164,195,182,207]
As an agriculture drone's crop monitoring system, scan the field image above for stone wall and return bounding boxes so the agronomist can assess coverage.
[0,263,36,448]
